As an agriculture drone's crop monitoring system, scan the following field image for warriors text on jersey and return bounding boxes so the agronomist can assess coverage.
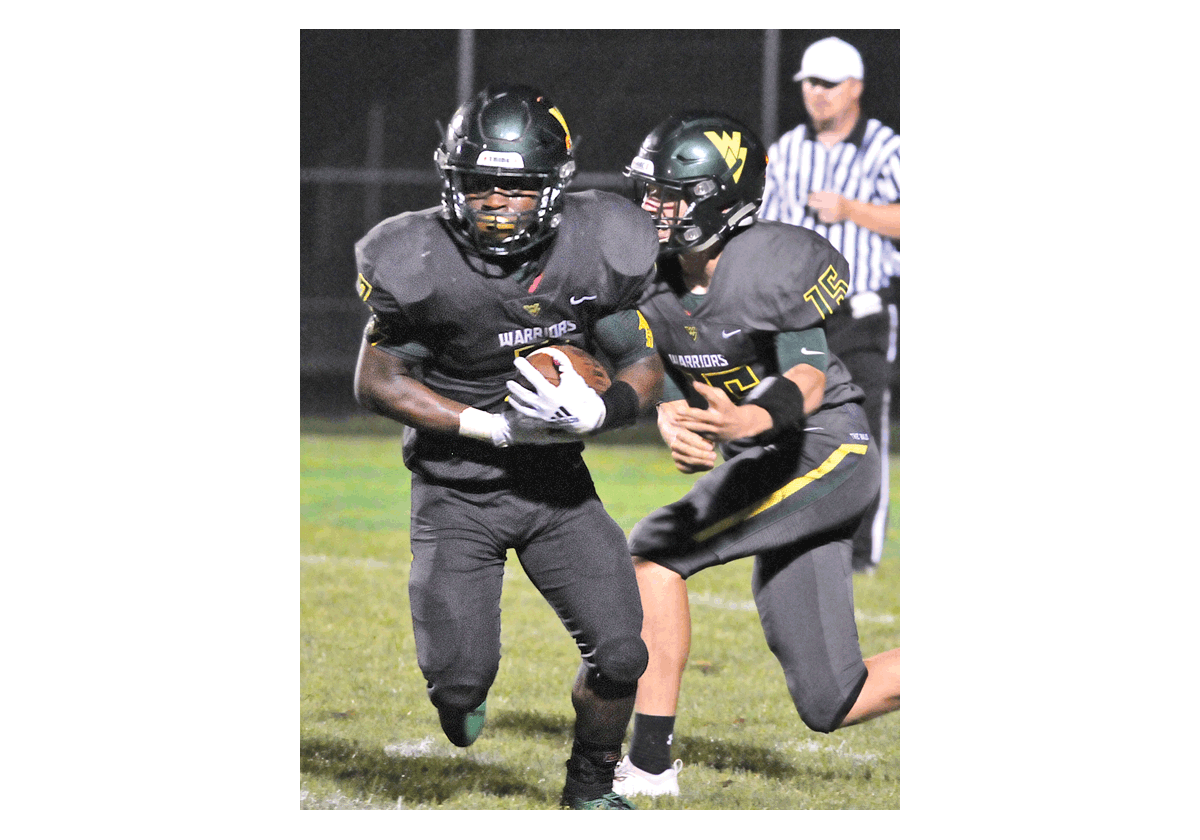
[637,219,864,452]
[355,190,658,482]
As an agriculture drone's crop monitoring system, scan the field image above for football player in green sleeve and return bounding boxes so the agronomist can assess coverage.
[612,112,900,799]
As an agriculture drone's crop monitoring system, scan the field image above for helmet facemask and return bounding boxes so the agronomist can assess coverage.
[435,85,577,260]
[630,172,753,257]
[440,163,572,257]
[625,111,767,258]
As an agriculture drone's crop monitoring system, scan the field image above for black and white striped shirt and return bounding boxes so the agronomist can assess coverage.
[759,117,900,295]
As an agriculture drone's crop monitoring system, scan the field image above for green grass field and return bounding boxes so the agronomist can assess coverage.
[300,418,900,810]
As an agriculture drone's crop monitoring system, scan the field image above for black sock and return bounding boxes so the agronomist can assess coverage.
[563,738,622,799]
[628,713,675,774]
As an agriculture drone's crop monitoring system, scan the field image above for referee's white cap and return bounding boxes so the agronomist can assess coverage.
[793,36,864,83]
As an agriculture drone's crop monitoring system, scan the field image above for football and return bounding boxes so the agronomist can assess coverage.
[525,345,612,394]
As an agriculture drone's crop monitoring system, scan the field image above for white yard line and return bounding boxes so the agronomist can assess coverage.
[383,736,438,758]
[301,555,897,625]
[791,738,882,764]
[687,591,897,624]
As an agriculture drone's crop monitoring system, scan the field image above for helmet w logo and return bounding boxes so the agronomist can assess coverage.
[704,131,747,183]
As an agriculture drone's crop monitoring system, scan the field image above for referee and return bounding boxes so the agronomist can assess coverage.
[759,35,901,574]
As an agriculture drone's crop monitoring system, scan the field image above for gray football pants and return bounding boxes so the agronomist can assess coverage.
[628,402,879,732]
[407,468,647,714]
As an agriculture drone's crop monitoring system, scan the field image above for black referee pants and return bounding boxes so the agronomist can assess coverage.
[825,304,895,572]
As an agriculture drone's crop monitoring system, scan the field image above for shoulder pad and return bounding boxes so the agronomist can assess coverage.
[354,209,447,312]
[726,222,851,331]
[562,190,658,278]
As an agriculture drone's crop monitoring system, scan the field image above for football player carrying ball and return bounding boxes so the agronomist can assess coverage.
[353,84,663,810]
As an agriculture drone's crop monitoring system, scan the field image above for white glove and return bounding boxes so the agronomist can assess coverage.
[506,349,607,434]
[458,406,572,448]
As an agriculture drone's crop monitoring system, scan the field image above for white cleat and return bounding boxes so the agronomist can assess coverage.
[612,756,683,797]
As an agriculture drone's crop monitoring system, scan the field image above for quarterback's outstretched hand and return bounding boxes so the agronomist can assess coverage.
[657,399,717,473]
[506,350,607,434]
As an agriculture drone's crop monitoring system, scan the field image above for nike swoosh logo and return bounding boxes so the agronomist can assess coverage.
[722,329,741,337]
[800,348,825,355]
[570,295,597,305]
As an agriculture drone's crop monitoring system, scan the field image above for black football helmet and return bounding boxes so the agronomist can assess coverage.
[624,111,767,256]
[435,84,576,258]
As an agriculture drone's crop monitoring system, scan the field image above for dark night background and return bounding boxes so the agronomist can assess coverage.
[300,29,901,417]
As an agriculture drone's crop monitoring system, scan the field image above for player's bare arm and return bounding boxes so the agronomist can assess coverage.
[353,338,466,433]
[356,337,569,448]
[612,352,665,412]
[787,363,826,415]
[676,364,826,443]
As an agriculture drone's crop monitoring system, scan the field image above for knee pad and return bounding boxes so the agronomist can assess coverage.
[590,635,649,690]
[792,668,867,733]
[428,682,489,713]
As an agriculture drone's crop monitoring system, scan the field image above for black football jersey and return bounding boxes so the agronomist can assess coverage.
[638,220,864,430]
[354,190,658,482]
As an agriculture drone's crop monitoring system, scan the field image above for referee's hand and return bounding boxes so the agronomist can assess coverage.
[807,191,847,223]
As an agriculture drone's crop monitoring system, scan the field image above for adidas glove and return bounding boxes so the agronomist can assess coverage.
[458,406,572,448]
[506,349,607,434]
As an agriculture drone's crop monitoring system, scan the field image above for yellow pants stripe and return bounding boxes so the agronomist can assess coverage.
[693,443,869,543]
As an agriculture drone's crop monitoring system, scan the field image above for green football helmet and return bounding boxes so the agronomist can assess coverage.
[624,111,767,256]
[436,84,576,258]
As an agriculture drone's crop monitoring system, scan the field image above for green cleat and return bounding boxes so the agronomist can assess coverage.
[560,791,637,810]
[438,701,487,747]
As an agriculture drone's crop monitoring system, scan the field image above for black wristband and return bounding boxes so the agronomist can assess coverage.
[745,376,806,436]
[599,380,640,431]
